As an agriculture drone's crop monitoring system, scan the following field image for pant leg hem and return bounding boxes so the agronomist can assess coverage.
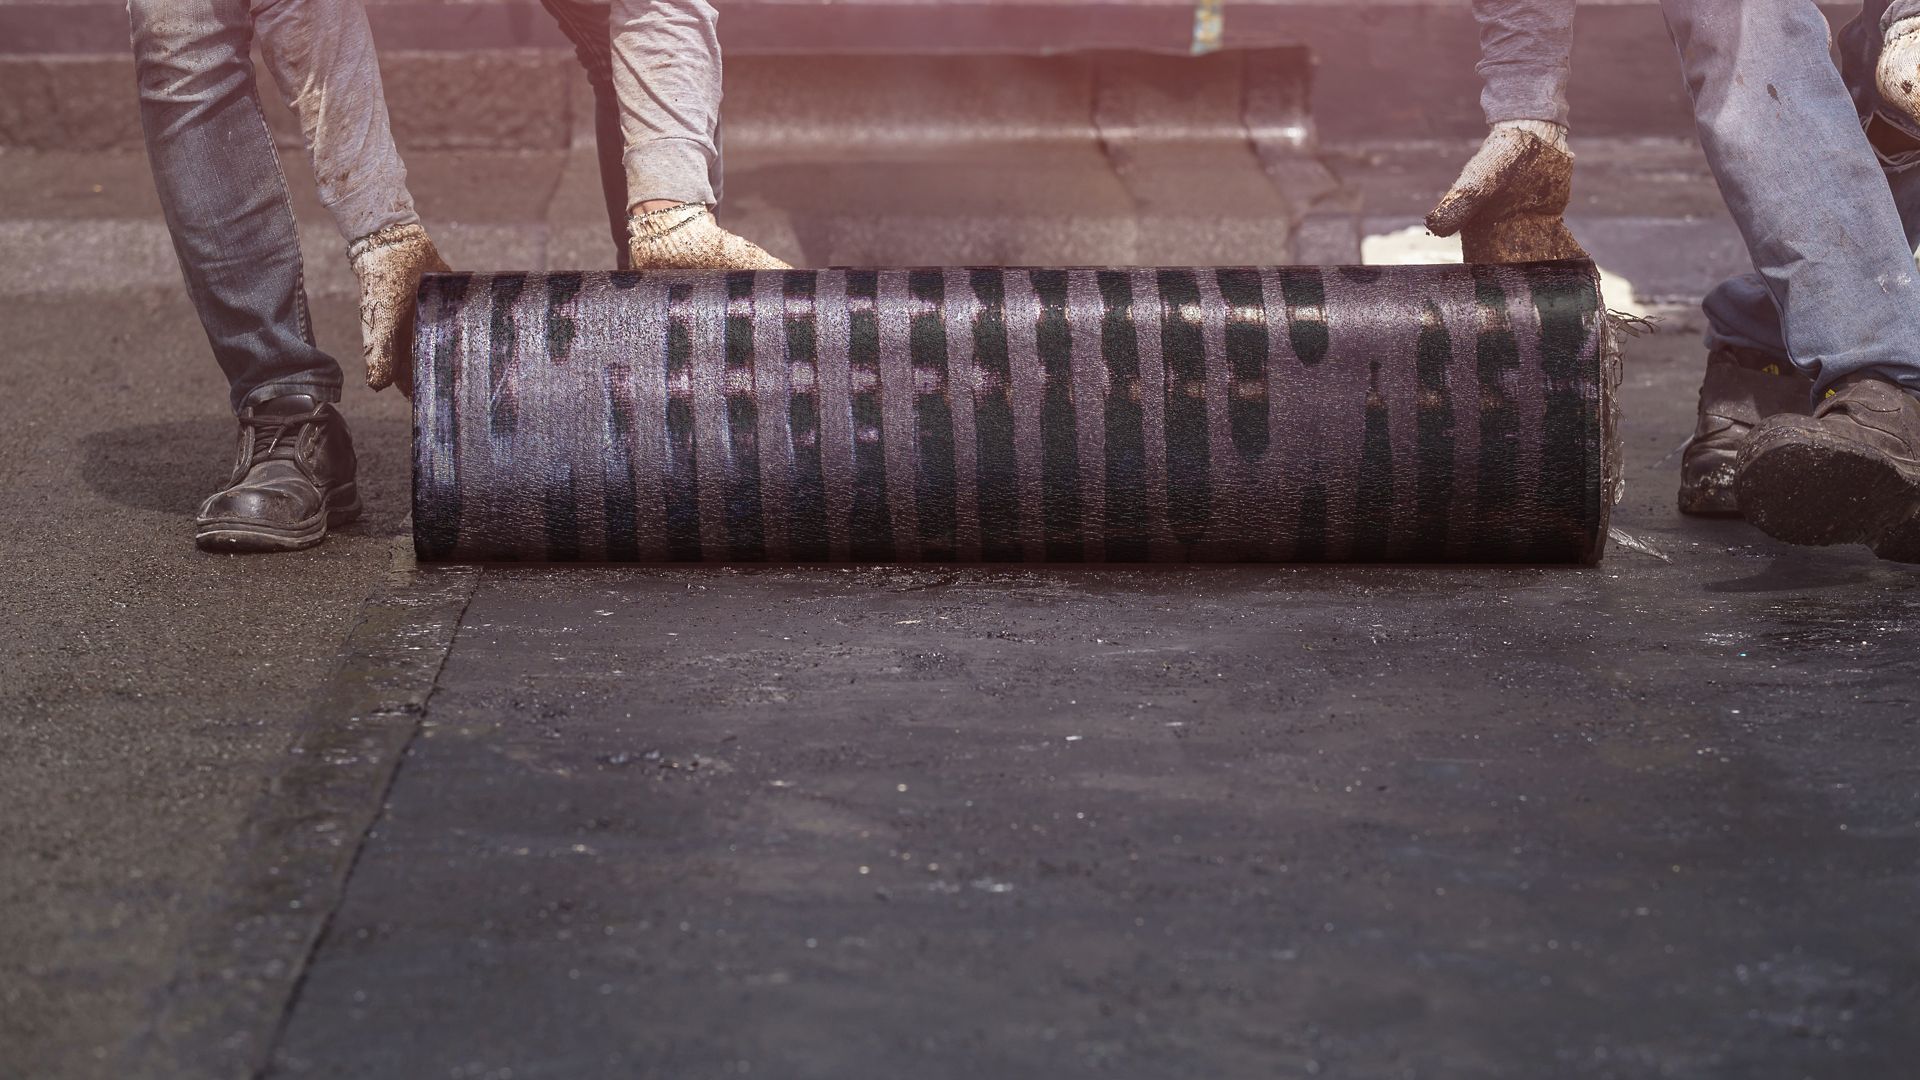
[624,138,718,210]
[241,378,344,411]
[329,183,421,246]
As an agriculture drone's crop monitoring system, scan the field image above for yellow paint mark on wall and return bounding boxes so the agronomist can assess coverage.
[1191,0,1224,55]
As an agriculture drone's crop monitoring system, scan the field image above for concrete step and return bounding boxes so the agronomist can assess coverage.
[4,3,1862,150]
[0,1,1774,308]
[5,0,1592,57]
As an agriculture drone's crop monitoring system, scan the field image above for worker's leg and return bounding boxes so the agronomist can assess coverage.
[127,0,361,551]
[127,0,339,412]
[1663,0,1920,395]
[1670,0,1920,557]
[610,0,788,268]
[609,0,723,208]
[540,0,633,267]
[252,0,415,243]
[251,0,448,393]
[1704,0,1920,368]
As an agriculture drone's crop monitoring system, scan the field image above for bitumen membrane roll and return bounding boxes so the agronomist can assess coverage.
[412,261,1617,564]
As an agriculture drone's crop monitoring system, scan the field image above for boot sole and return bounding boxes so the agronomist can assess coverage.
[1734,427,1920,548]
[195,487,363,554]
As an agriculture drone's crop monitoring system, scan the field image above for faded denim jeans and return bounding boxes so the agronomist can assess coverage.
[1681,0,1920,393]
[128,0,416,411]
[129,0,724,411]
[1473,0,1920,393]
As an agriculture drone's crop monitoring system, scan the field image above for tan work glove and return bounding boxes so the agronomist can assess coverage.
[1426,120,1589,264]
[348,222,451,395]
[628,203,791,271]
[1881,17,1920,130]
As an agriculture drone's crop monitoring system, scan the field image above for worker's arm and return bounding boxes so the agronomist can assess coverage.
[1427,0,1588,263]
[1475,0,1575,128]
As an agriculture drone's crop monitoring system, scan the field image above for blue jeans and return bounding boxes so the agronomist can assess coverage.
[1670,0,1920,394]
[128,0,372,412]
[129,0,717,413]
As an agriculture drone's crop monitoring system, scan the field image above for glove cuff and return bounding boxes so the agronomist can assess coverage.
[1492,119,1571,156]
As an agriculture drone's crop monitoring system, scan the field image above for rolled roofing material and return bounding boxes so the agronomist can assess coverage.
[412,261,1616,563]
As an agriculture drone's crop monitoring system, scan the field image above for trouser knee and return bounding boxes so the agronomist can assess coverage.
[127,0,252,111]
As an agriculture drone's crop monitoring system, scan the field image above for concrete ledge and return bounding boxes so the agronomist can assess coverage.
[0,51,577,152]
[0,3,1860,150]
[14,1,1491,57]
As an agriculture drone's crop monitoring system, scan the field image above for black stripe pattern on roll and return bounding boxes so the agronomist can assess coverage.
[1414,300,1456,554]
[784,271,828,561]
[1472,267,1521,538]
[723,272,766,560]
[663,280,703,561]
[1032,269,1083,561]
[1352,354,1395,560]
[909,269,957,561]
[415,273,471,560]
[1097,271,1149,562]
[546,272,583,365]
[544,272,586,560]
[970,270,1021,562]
[1531,264,1603,559]
[487,273,527,442]
[1157,269,1210,549]
[543,461,580,561]
[1216,268,1271,462]
[416,265,1609,565]
[602,353,639,561]
[1277,267,1330,368]
[845,270,895,561]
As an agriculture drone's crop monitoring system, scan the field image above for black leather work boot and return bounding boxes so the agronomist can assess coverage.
[1679,348,1815,516]
[1734,374,1920,563]
[195,394,362,553]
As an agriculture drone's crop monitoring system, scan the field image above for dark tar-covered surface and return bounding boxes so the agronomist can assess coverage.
[2,106,1915,1075]
[267,332,1914,1077]
[274,555,1920,1079]
[4,294,1916,1079]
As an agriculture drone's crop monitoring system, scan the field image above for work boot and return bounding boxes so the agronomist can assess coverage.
[195,394,362,554]
[628,203,790,271]
[350,222,451,396]
[1679,348,1815,516]
[1734,374,1920,562]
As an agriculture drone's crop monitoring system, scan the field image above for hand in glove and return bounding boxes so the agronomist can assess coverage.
[348,223,451,396]
[1426,120,1588,264]
[1880,17,1920,132]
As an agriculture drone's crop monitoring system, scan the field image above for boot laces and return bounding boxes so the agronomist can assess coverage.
[242,409,325,462]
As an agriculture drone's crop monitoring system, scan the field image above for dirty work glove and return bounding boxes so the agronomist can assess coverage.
[1426,120,1589,264]
[1881,17,1920,131]
[628,203,791,271]
[348,223,451,396]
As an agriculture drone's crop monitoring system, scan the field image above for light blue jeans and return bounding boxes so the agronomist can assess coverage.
[1474,0,1920,394]
[1685,0,1920,393]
